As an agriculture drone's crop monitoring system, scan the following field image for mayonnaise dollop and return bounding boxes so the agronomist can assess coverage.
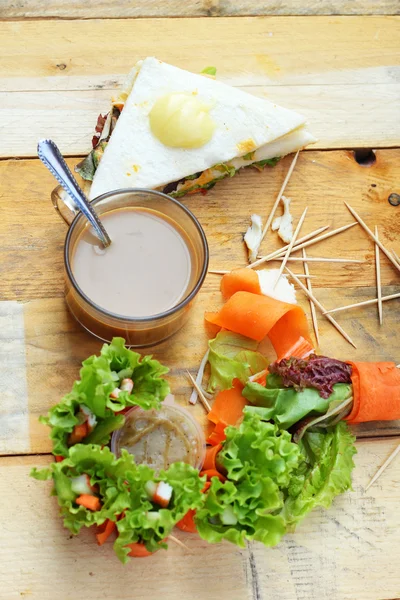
[149,92,215,148]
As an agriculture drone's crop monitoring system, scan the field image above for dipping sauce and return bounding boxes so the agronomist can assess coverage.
[71,207,194,317]
[111,404,206,473]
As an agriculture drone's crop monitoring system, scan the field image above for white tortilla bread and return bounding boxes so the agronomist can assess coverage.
[89,58,309,198]
[228,127,316,170]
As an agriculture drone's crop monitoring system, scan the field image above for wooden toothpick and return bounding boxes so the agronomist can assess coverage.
[261,151,299,242]
[392,249,400,266]
[344,202,400,275]
[274,207,308,288]
[365,442,400,492]
[286,268,356,348]
[186,371,211,413]
[323,292,400,315]
[169,535,192,553]
[272,257,364,264]
[209,269,316,279]
[302,248,320,346]
[374,225,383,325]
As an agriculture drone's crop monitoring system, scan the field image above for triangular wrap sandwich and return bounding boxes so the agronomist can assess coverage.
[78,58,315,199]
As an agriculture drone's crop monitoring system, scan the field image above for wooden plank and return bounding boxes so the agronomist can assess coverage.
[1,151,399,301]
[0,17,399,155]
[3,18,398,84]
[1,0,399,18]
[2,83,400,157]
[1,437,399,600]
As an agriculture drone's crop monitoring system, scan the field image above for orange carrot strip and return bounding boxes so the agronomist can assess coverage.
[206,421,227,446]
[208,379,248,427]
[75,494,101,511]
[127,542,156,558]
[200,469,227,483]
[127,538,168,557]
[346,362,400,424]
[202,444,223,471]
[96,519,116,546]
[205,291,312,358]
[68,422,89,445]
[221,268,261,299]
[176,482,211,534]
[175,509,198,533]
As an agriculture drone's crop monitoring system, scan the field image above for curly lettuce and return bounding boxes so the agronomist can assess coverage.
[40,337,170,456]
[208,331,268,393]
[31,445,205,563]
[195,414,356,548]
[243,373,352,429]
[31,445,135,534]
[195,411,300,547]
[114,462,205,563]
[282,421,356,528]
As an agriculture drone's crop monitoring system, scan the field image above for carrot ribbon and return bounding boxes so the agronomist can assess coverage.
[206,421,227,446]
[206,291,312,359]
[221,268,261,298]
[207,379,248,427]
[346,362,400,424]
[96,519,116,546]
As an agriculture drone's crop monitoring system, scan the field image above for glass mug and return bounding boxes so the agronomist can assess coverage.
[52,187,209,347]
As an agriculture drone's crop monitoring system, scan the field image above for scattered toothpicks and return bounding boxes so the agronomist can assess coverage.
[273,207,308,288]
[374,225,383,325]
[186,371,211,413]
[189,349,211,405]
[208,269,316,279]
[252,222,358,269]
[365,442,400,492]
[323,292,400,315]
[272,257,364,264]
[286,268,356,348]
[302,248,320,346]
[248,225,329,268]
[344,202,400,275]
[261,151,299,243]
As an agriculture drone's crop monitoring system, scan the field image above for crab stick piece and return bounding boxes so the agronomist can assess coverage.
[120,378,134,393]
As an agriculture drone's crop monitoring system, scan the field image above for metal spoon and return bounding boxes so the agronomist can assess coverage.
[37,139,112,248]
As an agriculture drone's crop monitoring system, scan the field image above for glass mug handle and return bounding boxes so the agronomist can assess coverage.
[51,183,89,226]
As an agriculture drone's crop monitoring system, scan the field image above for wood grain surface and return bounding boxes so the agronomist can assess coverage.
[1,0,399,19]
[1,150,399,454]
[1,438,399,600]
[1,11,400,599]
[1,17,399,156]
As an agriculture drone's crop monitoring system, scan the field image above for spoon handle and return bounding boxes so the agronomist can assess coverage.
[37,139,112,248]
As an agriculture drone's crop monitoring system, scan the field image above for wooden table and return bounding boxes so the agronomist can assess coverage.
[1,4,400,599]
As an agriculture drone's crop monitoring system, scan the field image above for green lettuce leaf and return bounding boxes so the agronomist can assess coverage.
[195,411,300,548]
[252,157,281,170]
[40,337,170,456]
[208,331,268,392]
[31,445,136,535]
[243,373,352,429]
[31,445,204,561]
[282,421,356,528]
[201,66,217,76]
[114,462,206,563]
